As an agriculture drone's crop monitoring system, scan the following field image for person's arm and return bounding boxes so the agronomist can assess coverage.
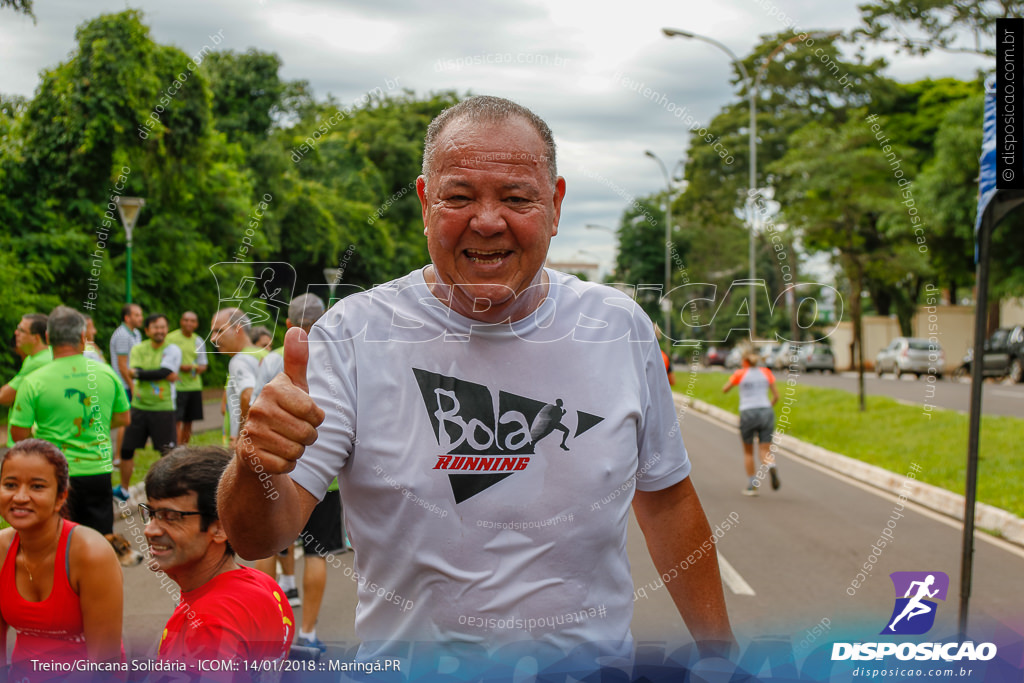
[72,528,125,662]
[633,477,735,651]
[133,367,174,380]
[0,384,15,406]
[110,410,131,430]
[10,426,31,442]
[770,381,780,406]
[218,328,326,559]
[117,355,134,392]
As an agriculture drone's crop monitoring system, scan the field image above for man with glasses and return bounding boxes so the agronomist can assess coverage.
[143,445,294,664]
[1,313,52,446]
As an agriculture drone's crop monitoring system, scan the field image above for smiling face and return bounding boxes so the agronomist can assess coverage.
[143,492,220,582]
[146,316,168,345]
[417,116,566,323]
[0,452,68,530]
[180,312,199,336]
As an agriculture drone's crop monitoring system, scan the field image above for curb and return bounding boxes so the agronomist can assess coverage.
[674,394,1024,548]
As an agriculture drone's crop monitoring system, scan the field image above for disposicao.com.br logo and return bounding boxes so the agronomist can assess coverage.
[832,571,997,662]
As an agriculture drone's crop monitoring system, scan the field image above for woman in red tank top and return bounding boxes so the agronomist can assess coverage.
[0,439,124,672]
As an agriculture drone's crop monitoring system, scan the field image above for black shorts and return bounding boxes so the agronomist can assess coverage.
[175,391,204,422]
[122,408,177,457]
[739,407,775,445]
[301,490,344,555]
[67,473,114,535]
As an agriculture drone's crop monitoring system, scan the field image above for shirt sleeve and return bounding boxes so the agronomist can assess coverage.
[111,372,130,413]
[252,352,284,400]
[290,314,358,501]
[761,367,776,384]
[9,379,37,428]
[112,330,135,358]
[635,329,691,492]
[728,368,746,386]
[161,344,182,373]
[195,338,208,367]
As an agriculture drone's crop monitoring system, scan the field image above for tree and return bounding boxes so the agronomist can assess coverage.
[856,0,1024,57]
[772,116,920,410]
[0,0,33,19]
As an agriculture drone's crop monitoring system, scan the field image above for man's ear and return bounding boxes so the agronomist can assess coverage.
[207,519,229,546]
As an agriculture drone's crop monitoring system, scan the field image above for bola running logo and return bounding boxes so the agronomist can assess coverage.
[882,571,948,635]
[413,368,604,503]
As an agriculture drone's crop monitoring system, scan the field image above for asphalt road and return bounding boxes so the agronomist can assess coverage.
[791,370,1024,418]
[116,406,1024,662]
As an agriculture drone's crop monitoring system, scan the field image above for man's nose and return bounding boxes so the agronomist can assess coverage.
[469,201,508,237]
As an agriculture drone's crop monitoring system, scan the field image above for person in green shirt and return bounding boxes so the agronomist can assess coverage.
[119,313,181,499]
[166,311,208,445]
[1,313,53,447]
[10,306,130,534]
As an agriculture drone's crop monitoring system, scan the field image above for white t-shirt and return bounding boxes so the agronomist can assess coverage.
[291,268,691,659]
[226,353,261,437]
[252,348,284,401]
[730,366,774,412]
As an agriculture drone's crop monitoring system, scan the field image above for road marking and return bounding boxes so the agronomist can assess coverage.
[718,553,755,596]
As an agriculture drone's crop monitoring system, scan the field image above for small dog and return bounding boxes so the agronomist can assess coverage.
[105,532,145,567]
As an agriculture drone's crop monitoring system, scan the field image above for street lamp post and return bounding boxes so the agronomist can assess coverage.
[661,28,841,340]
[114,197,145,304]
[323,267,340,305]
[643,151,680,348]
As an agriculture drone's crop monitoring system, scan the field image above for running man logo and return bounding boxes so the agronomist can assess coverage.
[208,262,296,350]
[882,571,949,635]
[412,368,604,503]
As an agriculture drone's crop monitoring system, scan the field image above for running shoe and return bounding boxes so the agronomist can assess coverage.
[285,587,300,608]
[297,635,327,653]
[742,483,759,497]
[770,467,780,491]
[112,485,130,502]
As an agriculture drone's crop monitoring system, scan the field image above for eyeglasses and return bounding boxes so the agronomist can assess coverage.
[138,503,204,525]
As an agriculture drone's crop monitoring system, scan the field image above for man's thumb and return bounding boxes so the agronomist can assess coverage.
[283,327,310,393]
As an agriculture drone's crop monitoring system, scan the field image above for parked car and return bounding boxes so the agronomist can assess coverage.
[704,346,727,367]
[960,326,1024,382]
[793,343,835,373]
[769,341,795,369]
[875,337,944,379]
[724,347,744,370]
[757,343,781,367]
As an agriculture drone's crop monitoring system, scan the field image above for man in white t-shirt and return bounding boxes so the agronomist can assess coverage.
[219,96,734,671]
[209,308,263,451]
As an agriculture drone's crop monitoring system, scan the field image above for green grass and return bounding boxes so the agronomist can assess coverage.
[674,371,1024,518]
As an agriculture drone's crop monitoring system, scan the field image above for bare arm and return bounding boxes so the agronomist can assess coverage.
[239,387,253,424]
[72,528,124,662]
[0,531,10,666]
[633,477,735,650]
[0,385,15,406]
[218,328,325,559]
[770,381,780,406]
[110,410,131,430]
[10,426,31,442]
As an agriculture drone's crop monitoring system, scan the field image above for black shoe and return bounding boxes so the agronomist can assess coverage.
[285,587,300,607]
[770,467,780,490]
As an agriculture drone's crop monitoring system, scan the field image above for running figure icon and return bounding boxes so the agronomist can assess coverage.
[530,399,570,451]
[887,574,939,632]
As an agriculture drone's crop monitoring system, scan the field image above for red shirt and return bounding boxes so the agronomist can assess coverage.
[158,565,294,663]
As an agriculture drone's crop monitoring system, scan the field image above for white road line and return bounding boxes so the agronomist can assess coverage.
[686,409,1024,562]
[718,553,756,596]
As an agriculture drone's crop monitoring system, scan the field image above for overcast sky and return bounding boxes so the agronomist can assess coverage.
[0,0,993,276]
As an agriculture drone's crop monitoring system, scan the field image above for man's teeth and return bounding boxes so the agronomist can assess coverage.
[466,250,508,262]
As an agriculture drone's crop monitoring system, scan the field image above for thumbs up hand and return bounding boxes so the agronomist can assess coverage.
[236,327,326,474]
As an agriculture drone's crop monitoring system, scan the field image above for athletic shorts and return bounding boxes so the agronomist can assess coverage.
[67,473,114,535]
[122,408,177,457]
[175,391,204,422]
[301,490,344,555]
[739,407,775,445]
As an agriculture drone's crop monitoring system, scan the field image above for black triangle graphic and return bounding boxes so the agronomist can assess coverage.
[574,411,604,438]
[449,473,515,504]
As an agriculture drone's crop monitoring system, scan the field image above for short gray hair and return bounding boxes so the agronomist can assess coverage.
[421,96,557,187]
[217,307,251,334]
[288,294,325,331]
[47,306,86,347]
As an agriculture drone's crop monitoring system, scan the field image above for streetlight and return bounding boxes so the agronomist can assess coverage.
[114,196,145,303]
[643,151,682,347]
[661,28,840,339]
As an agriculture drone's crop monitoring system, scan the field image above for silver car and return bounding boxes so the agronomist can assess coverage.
[875,337,944,379]
[793,343,835,373]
